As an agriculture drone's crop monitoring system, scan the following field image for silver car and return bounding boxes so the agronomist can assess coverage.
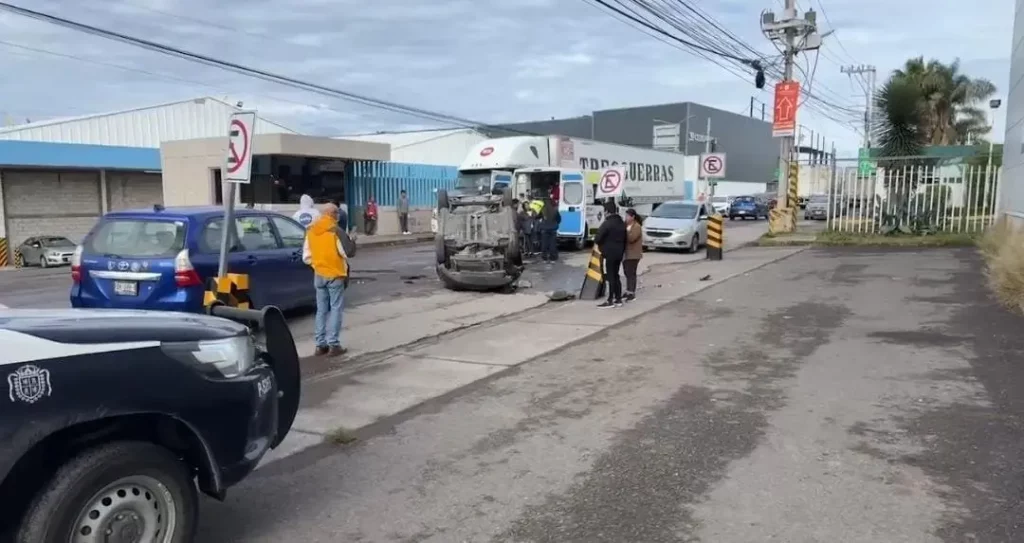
[17,236,77,268]
[803,194,829,220]
[709,195,731,215]
[642,200,709,253]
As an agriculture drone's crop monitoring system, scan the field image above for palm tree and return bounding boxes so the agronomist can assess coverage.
[874,57,996,155]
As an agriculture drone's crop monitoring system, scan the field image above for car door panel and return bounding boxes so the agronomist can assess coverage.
[557,171,586,238]
[270,215,314,307]
[236,214,291,309]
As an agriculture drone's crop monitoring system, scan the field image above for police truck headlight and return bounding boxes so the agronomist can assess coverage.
[161,336,256,378]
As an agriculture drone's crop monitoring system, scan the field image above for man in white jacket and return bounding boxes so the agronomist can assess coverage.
[293,194,321,228]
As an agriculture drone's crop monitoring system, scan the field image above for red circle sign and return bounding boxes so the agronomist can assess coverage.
[600,169,622,194]
[226,119,249,174]
[479,146,494,156]
[702,155,723,175]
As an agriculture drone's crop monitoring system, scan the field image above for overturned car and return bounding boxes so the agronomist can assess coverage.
[435,186,522,291]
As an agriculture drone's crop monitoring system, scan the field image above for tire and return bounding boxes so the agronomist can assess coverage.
[39,256,48,268]
[434,234,447,264]
[573,235,586,251]
[437,189,450,211]
[17,440,197,543]
[729,216,735,221]
[688,234,700,254]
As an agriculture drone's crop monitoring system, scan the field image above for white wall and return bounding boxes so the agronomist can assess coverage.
[343,129,488,166]
[1000,0,1024,226]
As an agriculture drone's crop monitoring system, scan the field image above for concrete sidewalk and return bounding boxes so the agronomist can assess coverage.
[262,239,797,466]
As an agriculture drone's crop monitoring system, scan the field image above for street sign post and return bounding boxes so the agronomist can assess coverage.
[218,111,257,278]
[596,166,626,199]
[772,80,800,138]
[699,153,726,197]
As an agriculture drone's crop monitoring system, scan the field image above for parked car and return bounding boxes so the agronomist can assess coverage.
[728,195,768,220]
[642,200,710,253]
[17,236,77,268]
[803,194,830,220]
[0,304,300,541]
[70,206,319,312]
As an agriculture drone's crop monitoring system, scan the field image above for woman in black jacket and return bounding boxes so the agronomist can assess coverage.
[593,201,627,308]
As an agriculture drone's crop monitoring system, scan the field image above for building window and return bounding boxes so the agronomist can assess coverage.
[212,156,346,206]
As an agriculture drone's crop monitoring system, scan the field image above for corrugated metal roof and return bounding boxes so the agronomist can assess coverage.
[0,97,297,148]
[339,128,484,150]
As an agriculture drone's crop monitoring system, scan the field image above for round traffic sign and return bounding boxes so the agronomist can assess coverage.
[480,146,494,156]
[702,155,723,175]
[600,169,622,194]
[226,119,250,174]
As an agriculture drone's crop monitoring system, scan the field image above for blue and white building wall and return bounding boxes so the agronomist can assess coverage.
[0,140,164,264]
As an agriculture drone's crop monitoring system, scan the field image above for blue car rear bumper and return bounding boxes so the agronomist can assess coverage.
[70,284,206,313]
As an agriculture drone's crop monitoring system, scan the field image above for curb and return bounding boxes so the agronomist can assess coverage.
[258,244,807,473]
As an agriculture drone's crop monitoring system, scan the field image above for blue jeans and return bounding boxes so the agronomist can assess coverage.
[314,274,345,347]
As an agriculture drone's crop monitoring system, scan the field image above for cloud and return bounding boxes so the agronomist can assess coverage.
[0,0,1014,157]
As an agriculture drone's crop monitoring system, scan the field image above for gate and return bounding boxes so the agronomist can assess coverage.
[809,156,1001,234]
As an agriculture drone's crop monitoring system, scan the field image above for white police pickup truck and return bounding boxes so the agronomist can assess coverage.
[0,304,300,542]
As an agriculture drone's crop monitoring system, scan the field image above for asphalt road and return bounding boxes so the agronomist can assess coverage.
[0,220,771,310]
[195,247,1024,543]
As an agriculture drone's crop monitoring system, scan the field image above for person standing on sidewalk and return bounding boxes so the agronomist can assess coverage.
[364,196,378,235]
[593,201,627,308]
[623,208,644,302]
[397,190,411,235]
[303,203,350,356]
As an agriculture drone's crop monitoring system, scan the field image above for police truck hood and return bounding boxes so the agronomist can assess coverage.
[0,309,249,345]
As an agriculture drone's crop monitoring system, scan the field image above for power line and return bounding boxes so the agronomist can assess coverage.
[0,38,357,127]
[0,1,541,135]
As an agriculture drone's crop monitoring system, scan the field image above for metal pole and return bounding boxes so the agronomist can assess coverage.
[750,96,755,118]
[706,117,714,197]
[761,103,766,121]
[776,0,797,210]
[217,182,236,277]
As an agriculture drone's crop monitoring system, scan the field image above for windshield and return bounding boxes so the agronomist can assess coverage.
[733,196,756,204]
[84,219,186,258]
[40,237,75,248]
[455,172,492,192]
[809,194,829,203]
[651,203,699,219]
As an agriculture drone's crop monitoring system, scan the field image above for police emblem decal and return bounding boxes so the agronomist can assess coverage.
[8,364,52,404]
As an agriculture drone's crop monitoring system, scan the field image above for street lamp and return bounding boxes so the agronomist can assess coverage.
[988,99,1002,176]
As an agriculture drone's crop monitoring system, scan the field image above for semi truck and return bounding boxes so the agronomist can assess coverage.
[436,135,698,249]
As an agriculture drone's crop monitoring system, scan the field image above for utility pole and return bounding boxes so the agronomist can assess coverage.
[841,64,877,149]
[762,3,823,219]
[705,117,715,197]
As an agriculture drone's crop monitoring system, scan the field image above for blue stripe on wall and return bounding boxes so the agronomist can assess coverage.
[0,140,161,170]
[346,161,458,209]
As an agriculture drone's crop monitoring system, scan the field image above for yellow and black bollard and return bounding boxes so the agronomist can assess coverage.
[706,214,724,261]
[12,247,23,269]
[203,273,252,309]
[0,238,8,268]
[578,245,605,300]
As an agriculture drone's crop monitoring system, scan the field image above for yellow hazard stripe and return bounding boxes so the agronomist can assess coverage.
[707,231,723,242]
[589,256,602,268]
[586,268,603,281]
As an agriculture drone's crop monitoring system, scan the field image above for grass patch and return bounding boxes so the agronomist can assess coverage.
[814,230,981,247]
[323,426,358,445]
[980,217,1024,315]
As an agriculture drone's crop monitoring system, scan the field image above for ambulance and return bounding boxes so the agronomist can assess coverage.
[434,135,699,249]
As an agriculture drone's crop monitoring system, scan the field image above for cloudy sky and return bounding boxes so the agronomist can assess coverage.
[0,0,1014,158]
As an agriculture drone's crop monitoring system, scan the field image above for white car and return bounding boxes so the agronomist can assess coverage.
[642,200,710,253]
[709,195,731,215]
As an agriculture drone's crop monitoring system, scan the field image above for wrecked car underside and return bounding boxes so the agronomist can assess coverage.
[435,190,521,291]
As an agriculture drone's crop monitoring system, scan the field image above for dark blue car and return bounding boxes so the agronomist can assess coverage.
[728,195,768,220]
[70,206,316,312]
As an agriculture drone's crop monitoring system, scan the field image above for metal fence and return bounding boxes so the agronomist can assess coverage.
[806,158,1001,234]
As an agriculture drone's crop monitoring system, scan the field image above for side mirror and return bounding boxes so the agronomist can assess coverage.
[31,243,41,248]
[698,215,709,221]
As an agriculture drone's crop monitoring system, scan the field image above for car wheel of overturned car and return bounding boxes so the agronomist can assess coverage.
[437,188,450,211]
[17,440,198,543]
[434,234,447,265]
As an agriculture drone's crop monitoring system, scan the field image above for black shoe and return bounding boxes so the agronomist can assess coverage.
[314,345,329,356]
[614,300,624,307]
[623,293,635,302]
[327,346,348,357]
[597,301,615,308]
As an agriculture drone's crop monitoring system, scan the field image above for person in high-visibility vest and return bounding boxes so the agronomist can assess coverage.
[527,196,544,253]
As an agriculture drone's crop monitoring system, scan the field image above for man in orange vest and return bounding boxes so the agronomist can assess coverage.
[302,203,350,356]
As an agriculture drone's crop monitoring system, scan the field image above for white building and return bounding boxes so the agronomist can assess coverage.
[1001,3,1024,227]
[340,128,488,166]
[0,96,295,147]
[0,96,298,255]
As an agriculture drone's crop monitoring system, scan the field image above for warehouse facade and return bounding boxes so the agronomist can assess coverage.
[1000,3,1024,227]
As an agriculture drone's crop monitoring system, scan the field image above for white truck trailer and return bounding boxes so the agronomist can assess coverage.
[441,135,696,248]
